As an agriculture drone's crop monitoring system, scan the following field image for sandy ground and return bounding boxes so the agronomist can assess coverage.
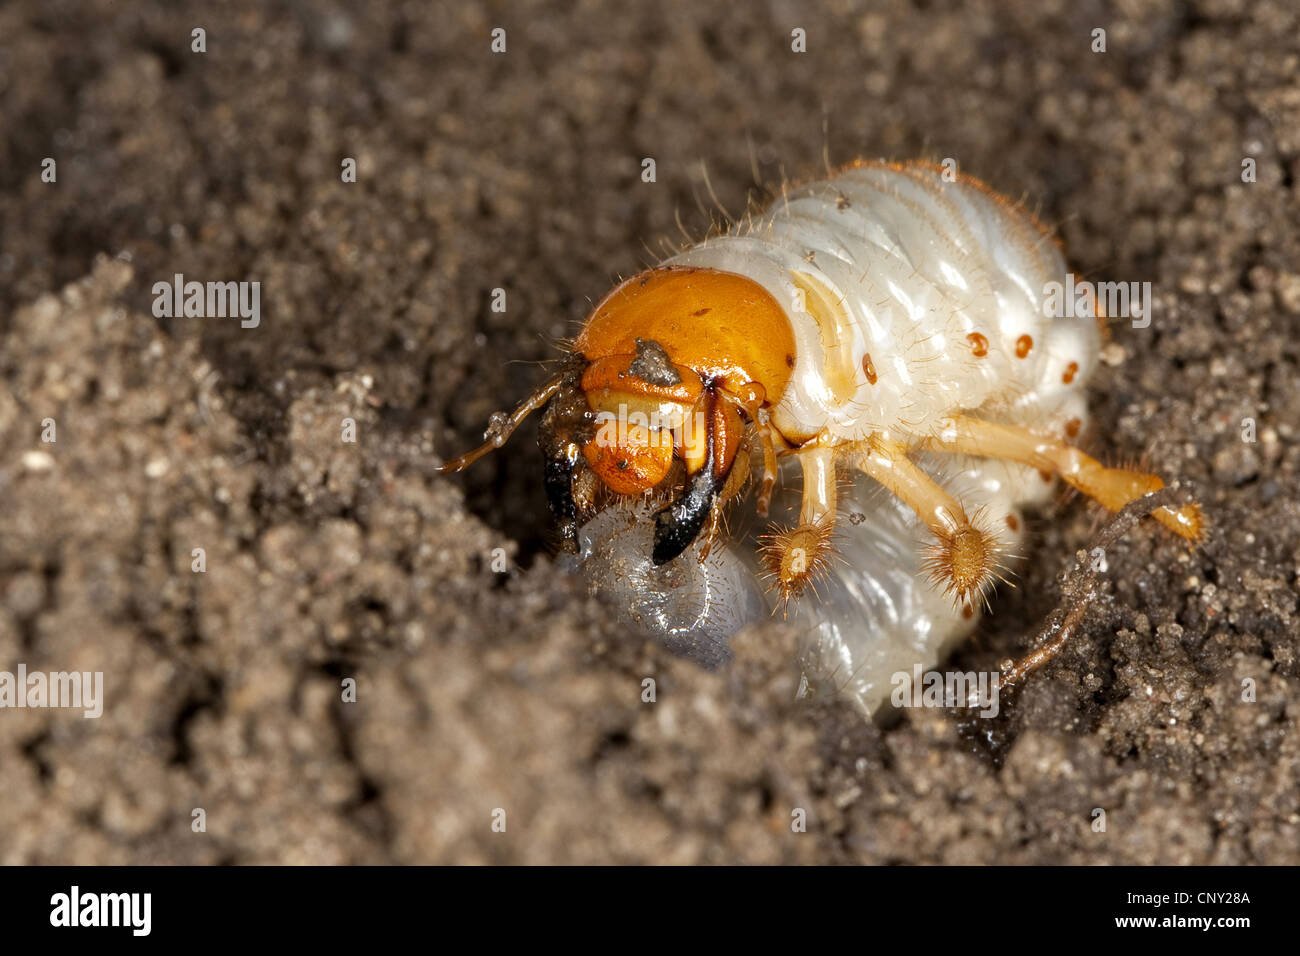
[1,0,1298,864]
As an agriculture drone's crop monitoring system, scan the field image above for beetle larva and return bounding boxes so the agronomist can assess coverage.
[439,159,1203,714]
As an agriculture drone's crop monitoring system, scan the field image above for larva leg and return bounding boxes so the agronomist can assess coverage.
[854,436,1003,605]
[697,499,725,562]
[759,444,838,603]
[701,450,753,562]
[754,408,781,518]
[919,416,1204,540]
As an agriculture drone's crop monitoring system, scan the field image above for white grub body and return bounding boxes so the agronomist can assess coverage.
[579,162,1103,717]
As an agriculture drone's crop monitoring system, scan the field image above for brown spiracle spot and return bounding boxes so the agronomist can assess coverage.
[1005,514,1019,532]
[861,353,878,385]
[1062,360,1079,384]
[1016,334,1034,358]
[1064,417,1081,439]
[962,603,975,620]
[967,332,989,357]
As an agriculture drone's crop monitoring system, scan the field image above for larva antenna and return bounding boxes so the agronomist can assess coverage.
[433,376,563,475]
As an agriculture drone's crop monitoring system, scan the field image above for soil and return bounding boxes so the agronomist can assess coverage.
[1,0,1298,864]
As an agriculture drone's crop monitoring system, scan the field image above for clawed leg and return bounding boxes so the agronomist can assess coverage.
[854,436,1004,605]
[760,444,838,603]
[918,416,1204,540]
[754,408,782,518]
[759,433,1006,607]
[754,413,1201,611]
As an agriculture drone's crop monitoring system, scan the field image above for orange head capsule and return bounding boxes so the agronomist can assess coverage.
[573,267,794,562]
[435,265,796,563]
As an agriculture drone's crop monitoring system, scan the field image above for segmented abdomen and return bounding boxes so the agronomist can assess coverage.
[667,160,1099,444]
